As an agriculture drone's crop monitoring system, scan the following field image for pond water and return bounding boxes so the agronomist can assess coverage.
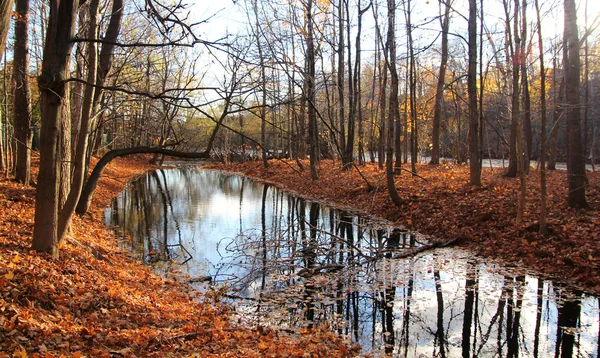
[105,167,600,357]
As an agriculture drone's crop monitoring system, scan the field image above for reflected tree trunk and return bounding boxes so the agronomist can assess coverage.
[383,286,396,354]
[261,184,269,291]
[151,171,169,261]
[401,275,413,357]
[434,269,446,358]
[507,276,525,358]
[555,289,581,358]
[462,263,476,358]
[533,280,544,358]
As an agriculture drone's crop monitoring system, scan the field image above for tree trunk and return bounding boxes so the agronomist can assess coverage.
[520,0,532,173]
[70,9,87,160]
[59,87,72,208]
[505,0,519,179]
[534,0,548,234]
[514,0,526,225]
[378,33,387,170]
[338,0,346,163]
[32,0,80,256]
[468,0,481,186]
[76,147,210,215]
[13,0,32,184]
[430,0,451,165]
[252,0,269,169]
[0,0,14,62]
[305,0,318,180]
[0,0,13,174]
[563,0,588,208]
[386,0,406,206]
[548,58,562,170]
[56,0,99,242]
[405,0,418,175]
[354,1,370,166]
[343,0,355,169]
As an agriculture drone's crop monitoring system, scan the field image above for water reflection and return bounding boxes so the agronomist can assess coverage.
[106,168,600,357]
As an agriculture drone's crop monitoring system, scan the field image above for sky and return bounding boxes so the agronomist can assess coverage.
[187,0,598,104]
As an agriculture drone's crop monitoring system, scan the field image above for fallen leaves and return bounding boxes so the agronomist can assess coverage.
[0,155,355,357]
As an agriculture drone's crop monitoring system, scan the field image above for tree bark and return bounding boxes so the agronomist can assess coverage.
[13,0,32,184]
[32,0,80,256]
[56,0,99,242]
[386,0,406,206]
[563,0,588,208]
[520,0,532,173]
[0,0,14,62]
[305,0,318,180]
[430,0,451,165]
[534,0,548,234]
[468,0,481,186]
[0,0,13,174]
[338,0,346,164]
[252,0,269,169]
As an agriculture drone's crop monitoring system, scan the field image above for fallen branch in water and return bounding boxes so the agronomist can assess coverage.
[390,237,459,259]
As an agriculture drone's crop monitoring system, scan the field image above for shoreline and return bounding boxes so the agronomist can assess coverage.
[206,159,600,295]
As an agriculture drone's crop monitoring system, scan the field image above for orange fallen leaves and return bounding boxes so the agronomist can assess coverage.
[0,155,356,357]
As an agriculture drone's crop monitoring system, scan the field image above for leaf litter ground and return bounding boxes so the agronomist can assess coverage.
[0,156,356,357]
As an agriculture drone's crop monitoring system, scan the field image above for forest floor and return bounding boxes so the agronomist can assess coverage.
[0,156,356,357]
[206,159,600,295]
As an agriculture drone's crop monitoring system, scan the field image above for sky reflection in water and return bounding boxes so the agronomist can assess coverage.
[106,168,600,357]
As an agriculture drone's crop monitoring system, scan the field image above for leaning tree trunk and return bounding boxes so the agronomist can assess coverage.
[76,147,210,215]
[56,0,99,242]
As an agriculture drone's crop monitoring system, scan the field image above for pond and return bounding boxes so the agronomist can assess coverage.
[105,167,600,357]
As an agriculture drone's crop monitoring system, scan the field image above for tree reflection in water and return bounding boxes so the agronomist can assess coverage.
[107,168,600,356]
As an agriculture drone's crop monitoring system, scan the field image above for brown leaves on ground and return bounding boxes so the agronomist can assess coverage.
[207,159,600,294]
[0,155,356,357]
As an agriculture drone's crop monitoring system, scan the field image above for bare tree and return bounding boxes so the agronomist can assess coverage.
[563,0,588,208]
[250,0,269,168]
[386,0,406,206]
[13,0,32,184]
[32,0,80,256]
[468,0,481,186]
[430,0,452,165]
[305,0,318,180]
[534,0,548,233]
[0,0,13,62]
[0,0,15,173]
